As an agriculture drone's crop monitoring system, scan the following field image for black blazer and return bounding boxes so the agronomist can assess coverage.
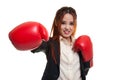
[31,38,90,80]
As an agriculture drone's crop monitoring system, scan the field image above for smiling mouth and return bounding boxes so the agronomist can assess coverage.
[64,30,70,35]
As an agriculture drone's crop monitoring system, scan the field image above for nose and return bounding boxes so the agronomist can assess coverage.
[65,24,70,29]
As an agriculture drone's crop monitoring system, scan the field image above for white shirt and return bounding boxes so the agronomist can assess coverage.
[58,36,82,80]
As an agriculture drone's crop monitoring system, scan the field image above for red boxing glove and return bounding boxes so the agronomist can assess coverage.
[73,35,93,68]
[9,21,49,50]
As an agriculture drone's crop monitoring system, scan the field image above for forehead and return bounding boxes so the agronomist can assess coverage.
[62,13,73,21]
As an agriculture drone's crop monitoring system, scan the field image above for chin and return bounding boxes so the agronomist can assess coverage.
[63,35,71,38]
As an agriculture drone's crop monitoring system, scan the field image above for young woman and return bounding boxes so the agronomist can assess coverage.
[31,6,92,80]
[9,6,93,80]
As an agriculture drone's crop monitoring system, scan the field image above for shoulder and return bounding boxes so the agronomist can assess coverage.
[48,37,58,43]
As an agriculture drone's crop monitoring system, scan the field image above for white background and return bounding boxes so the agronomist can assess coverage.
[0,0,120,80]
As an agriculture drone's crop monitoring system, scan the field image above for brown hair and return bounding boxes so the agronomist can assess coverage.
[50,6,77,64]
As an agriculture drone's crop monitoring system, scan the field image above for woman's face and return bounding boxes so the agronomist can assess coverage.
[60,13,75,39]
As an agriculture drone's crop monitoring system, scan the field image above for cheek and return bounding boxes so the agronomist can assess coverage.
[71,26,75,32]
[60,25,64,31]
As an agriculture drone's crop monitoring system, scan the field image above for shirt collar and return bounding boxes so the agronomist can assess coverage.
[59,36,75,46]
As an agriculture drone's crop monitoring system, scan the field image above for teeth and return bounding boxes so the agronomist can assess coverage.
[64,31,70,34]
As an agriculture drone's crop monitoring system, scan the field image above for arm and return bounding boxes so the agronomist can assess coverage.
[31,41,48,53]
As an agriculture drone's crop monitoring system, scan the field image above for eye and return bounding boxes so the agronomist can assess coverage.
[61,21,66,24]
[69,22,74,26]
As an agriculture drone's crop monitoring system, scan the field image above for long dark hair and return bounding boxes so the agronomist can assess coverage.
[50,6,77,64]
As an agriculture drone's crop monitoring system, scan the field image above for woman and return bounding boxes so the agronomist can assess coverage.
[31,6,91,80]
